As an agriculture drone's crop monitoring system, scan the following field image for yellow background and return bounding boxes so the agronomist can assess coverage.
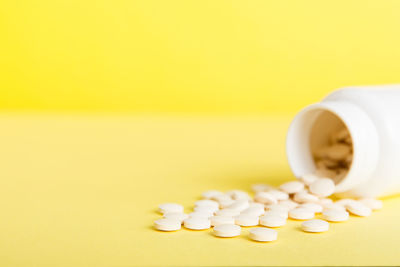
[1,1,400,266]
[1,0,400,113]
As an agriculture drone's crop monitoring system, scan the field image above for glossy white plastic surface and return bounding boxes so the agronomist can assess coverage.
[286,85,400,197]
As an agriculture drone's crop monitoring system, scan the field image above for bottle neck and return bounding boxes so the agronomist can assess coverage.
[286,100,379,193]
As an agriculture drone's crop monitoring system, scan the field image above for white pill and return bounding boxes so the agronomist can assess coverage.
[319,198,333,205]
[163,212,189,222]
[293,191,319,203]
[326,144,351,160]
[359,198,383,210]
[183,217,211,230]
[279,181,305,194]
[213,224,241,237]
[248,202,265,209]
[346,201,372,217]
[215,209,241,217]
[301,219,329,233]
[254,192,278,205]
[227,200,250,211]
[268,189,289,201]
[219,199,236,208]
[212,194,232,203]
[234,214,259,226]
[194,205,219,214]
[241,206,265,217]
[260,214,286,227]
[322,203,346,212]
[251,183,273,193]
[309,178,335,197]
[322,209,349,222]
[289,208,315,220]
[154,218,182,231]
[202,190,224,199]
[299,203,323,213]
[194,200,219,209]
[249,227,278,242]
[335,198,357,207]
[264,210,288,219]
[189,211,213,218]
[158,203,184,214]
[226,190,251,200]
[299,173,319,186]
[266,203,290,212]
[279,199,299,210]
[210,216,235,226]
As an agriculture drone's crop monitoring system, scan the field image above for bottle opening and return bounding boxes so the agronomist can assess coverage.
[309,110,353,185]
[287,100,379,194]
[286,105,354,186]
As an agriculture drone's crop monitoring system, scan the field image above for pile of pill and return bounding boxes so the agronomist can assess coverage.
[313,128,353,184]
[154,173,382,242]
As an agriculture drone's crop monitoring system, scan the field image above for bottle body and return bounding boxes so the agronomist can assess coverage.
[286,85,400,198]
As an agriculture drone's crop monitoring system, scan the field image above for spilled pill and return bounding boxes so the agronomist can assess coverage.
[183,217,211,230]
[154,218,182,231]
[213,224,241,237]
[249,227,278,242]
[301,219,329,233]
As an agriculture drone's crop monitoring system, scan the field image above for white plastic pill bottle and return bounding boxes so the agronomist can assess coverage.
[286,85,400,198]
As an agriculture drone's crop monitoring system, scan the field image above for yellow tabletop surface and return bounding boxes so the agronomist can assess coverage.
[0,113,399,266]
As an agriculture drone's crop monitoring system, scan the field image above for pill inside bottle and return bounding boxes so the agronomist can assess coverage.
[287,109,354,191]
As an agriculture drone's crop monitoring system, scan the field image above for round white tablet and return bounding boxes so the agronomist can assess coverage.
[241,206,265,217]
[210,216,235,227]
[322,203,346,212]
[249,227,278,242]
[227,200,250,212]
[289,208,315,220]
[322,209,349,222]
[212,194,232,203]
[309,178,335,197]
[299,203,323,213]
[293,191,319,203]
[219,199,236,209]
[163,212,189,222]
[248,202,265,209]
[234,214,259,226]
[299,173,319,186]
[346,201,372,217]
[194,205,219,214]
[264,210,288,219]
[359,198,383,210]
[189,211,213,218]
[183,217,211,230]
[279,181,305,194]
[259,214,286,227]
[254,192,278,204]
[158,203,184,214]
[215,209,241,217]
[154,218,182,231]
[268,190,289,201]
[226,190,251,200]
[279,200,299,210]
[266,203,290,212]
[335,198,357,207]
[194,200,219,209]
[301,219,329,233]
[213,224,241,237]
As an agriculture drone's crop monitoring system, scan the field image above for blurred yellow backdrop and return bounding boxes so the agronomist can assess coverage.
[1,0,399,113]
